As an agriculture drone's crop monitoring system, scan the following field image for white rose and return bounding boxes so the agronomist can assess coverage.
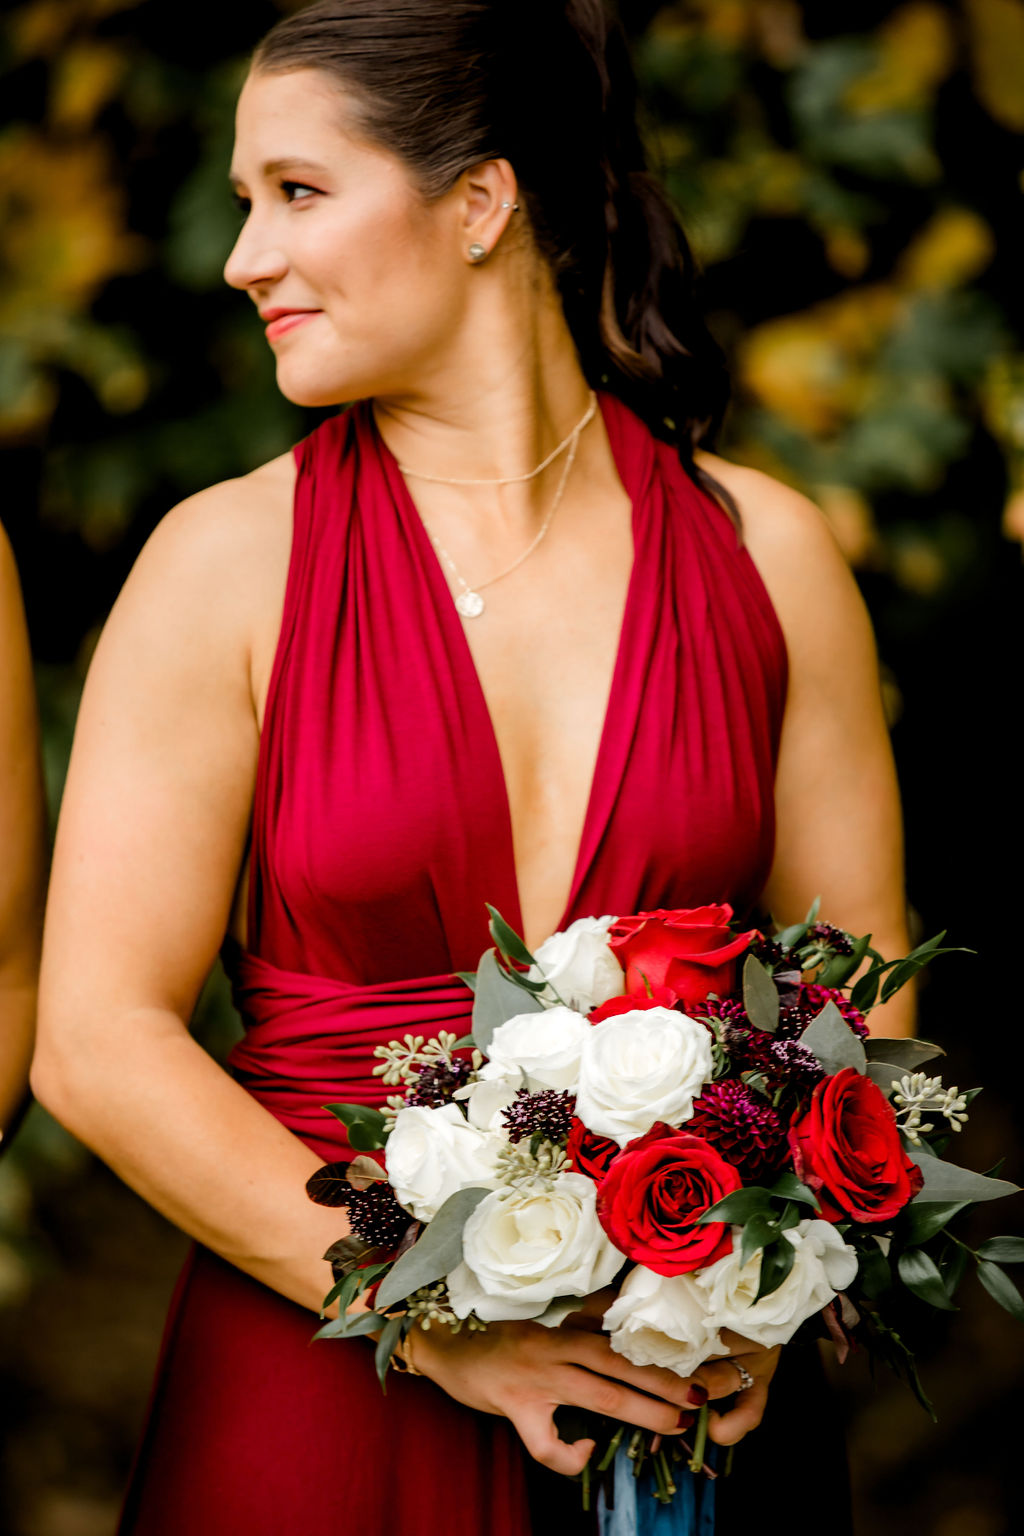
[528,915,624,1013]
[483,1005,593,1093]
[604,1264,717,1379]
[574,1008,715,1147]
[447,1172,622,1322]
[386,1103,501,1222]
[697,1219,859,1350]
[455,1074,520,1131]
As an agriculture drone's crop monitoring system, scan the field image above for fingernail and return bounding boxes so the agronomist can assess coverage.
[687,1384,708,1407]
[675,1410,695,1430]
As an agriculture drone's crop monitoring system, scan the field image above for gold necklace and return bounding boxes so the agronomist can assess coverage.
[413,393,597,619]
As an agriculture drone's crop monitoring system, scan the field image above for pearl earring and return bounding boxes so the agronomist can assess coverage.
[468,242,487,263]
[501,201,520,212]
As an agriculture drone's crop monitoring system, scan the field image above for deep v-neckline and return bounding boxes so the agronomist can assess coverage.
[374,392,643,950]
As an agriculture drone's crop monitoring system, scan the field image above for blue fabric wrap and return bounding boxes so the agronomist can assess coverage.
[597,1444,716,1536]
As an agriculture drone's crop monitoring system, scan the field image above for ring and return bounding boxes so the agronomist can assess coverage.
[726,1357,754,1392]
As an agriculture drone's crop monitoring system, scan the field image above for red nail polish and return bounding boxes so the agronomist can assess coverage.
[687,1384,708,1407]
[675,1410,695,1430]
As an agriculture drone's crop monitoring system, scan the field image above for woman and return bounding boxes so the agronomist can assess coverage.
[0,525,46,1143]
[32,2,912,1532]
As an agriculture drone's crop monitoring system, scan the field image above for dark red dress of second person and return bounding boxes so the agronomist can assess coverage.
[117,392,789,1535]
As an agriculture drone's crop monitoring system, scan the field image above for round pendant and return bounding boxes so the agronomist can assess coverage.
[455,590,485,618]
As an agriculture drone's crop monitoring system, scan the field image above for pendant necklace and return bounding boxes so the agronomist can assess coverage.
[399,392,597,618]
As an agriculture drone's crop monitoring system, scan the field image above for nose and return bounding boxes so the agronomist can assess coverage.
[223,217,288,293]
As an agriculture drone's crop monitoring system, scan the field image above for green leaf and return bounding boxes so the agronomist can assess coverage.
[699,1187,774,1224]
[742,954,780,1034]
[903,1200,969,1246]
[374,1313,407,1390]
[306,1160,356,1208]
[801,1001,867,1075]
[879,934,971,1004]
[450,1035,475,1050]
[486,905,537,968]
[804,896,822,924]
[755,1238,796,1301]
[769,1172,820,1210]
[909,1154,1020,1205]
[851,969,881,1011]
[976,1261,1024,1324]
[324,1104,388,1151]
[740,1214,779,1268]
[348,1119,388,1153]
[313,1309,385,1342]
[866,1062,903,1097]
[471,948,542,1055]
[977,1237,1024,1265]
[776,921,810,950]
[856,1240,891,1300]
[454,972,477,993]
[817,931,873,988]
[375,1186,491,1310]
[864,1037,945,1070]
[897,1248,958,1311]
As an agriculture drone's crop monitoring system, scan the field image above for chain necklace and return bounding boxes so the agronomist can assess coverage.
[398,392,596,487]
[413,393,597,619]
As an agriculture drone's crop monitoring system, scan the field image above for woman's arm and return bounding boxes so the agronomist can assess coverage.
[699,452,914,1036]
[0,527,47,1138]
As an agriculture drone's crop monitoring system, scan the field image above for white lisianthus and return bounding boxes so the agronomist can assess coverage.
[455,1074,520,1131]
[575,1007,715,1147]
[528,915,624,1013]
[604,1265,718,1379]
[386,1103,502,1222]
[696,1220,859,1350]
[447,1172,622,1322]
[483,1005,593,1093]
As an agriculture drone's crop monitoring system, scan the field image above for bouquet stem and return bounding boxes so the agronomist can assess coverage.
[688,1402,710,1474]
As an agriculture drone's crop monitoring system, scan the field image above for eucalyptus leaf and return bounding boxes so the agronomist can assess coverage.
[742,954,780,1034]
[976,1237,1024,1265]
[375,1313,407,1390]
[866,1062,904,1097]
[375,1186,491,1310]
[471,948,543,1056]
[450,1035,475,1050]
[486,905,537,968]
[897,1248,958,1311]
[909,1154,1020,1205]
[454,972,477,993]
[800,1001,867,1075]
[863,1037,944,1069]
[976,1261,1024,1324]
[699,1187,774,1224]
[313,1309,384,1342]
[903,1200,968,1246]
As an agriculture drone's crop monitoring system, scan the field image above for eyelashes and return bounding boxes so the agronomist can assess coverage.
[231,182,321,220]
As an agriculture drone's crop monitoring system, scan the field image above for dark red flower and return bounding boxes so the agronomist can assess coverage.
[588,986,679,1023]
[789,1066,924,1224]
[566,1117,621,1181]
[799,984,869,1039]
[688,1080,787,1181]
[608,906,759,1009]
[597,1125,742,1275]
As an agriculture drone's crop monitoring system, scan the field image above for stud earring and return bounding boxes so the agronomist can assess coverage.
[501,201,520,212]
[468,242,487,263]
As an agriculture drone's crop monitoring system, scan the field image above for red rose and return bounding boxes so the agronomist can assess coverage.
[566,1117,621,1182]
[597,1124,743,1275]
[588,986,679,1023]
[788,1066,924,1225]
[608,906,758,1008]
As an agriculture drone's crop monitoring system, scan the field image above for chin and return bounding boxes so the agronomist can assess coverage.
[274,365,353,410]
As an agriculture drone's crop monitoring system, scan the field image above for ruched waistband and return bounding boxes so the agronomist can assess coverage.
[225,947,474,1162]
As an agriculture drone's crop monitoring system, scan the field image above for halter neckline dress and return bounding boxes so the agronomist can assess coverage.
[117,392,788,1535]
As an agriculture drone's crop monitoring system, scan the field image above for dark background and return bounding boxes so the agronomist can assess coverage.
[1,2,1023,1533]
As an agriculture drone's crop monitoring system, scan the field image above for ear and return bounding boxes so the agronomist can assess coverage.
[457,157,521,260]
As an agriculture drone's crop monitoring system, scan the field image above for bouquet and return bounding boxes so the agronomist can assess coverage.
[307,902,1022,1513]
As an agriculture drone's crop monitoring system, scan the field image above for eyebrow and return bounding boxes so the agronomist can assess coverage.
[228,157,330,189]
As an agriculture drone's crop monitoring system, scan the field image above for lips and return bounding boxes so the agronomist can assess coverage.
[261,308,321,341]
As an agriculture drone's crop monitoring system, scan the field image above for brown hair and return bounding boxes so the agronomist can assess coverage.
[253,0,738,524]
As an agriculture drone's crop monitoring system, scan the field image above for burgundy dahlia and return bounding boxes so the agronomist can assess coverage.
[687,1081,787,1181]
[502,1088,576,1145]
[346,1182,412,1248]
[691,997,749,1028]
[799,983,868,1038]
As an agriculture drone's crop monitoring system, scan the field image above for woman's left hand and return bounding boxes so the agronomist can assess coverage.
[692,1330,781,1446]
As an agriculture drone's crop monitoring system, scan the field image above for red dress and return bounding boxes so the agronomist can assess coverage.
[117,394,787,1534]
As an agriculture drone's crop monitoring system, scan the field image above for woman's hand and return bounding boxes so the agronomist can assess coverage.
[693,1330,781,1446]
[408,1314,708,1476]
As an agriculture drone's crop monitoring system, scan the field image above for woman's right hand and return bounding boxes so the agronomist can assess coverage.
[408,1317,707,1475]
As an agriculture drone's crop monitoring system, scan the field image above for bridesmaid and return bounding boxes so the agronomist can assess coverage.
[0,524,47,1141]
[32,2,913,1531]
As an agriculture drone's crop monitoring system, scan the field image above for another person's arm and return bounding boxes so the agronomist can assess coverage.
[0,526,47,1139]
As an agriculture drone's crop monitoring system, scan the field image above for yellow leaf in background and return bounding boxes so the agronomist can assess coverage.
[845,3,954,113]
[965,0,1024,130]
[888,532,948,594]
[824,226,871,280]
[980,354,1024,450]
[0,369,58,445]
[749,0,807,69]
[897,207,996,290]
[740,318,847,434]
[8,0,74,60]
[50,41,127,130]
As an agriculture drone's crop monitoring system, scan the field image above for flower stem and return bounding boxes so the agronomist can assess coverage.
[581,1459,591,1512]
[597,1424,625,1473]
[688,1403,710,1475]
